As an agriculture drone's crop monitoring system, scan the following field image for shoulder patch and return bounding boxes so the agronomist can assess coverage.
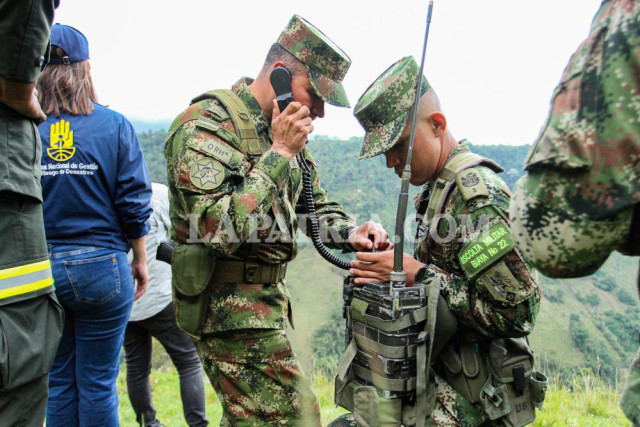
[456,168,488,201]
[184,133,244,169]
[198,139,234,165]
[458,220,516,278]
[189,157,225,190]
[475,261,521,304]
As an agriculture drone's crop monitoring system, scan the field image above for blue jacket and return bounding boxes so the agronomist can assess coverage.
[39,103,152,252]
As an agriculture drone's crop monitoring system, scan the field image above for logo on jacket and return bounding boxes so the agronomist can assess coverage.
[190,157,223,190]
[459,171,480,187]
[47,119,76,162]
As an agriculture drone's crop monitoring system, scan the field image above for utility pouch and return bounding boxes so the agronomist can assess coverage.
[529,370,548,410]
[441,343,488,404]
[171,244,216,340]
[480,338,548,426]
[335,374,403,427]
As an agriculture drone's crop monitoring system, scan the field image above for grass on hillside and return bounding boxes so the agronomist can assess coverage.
[116,362,346,426]
[117,349,631,427]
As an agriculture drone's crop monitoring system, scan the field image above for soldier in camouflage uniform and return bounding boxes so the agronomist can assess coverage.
[331,56,542,426]
[164,15,390,426]
[509,0,640,423]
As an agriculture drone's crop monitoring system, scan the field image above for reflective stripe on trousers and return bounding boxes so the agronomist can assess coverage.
[0,259,53,299]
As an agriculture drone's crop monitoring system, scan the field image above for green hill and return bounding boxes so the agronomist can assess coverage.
[139,130,639,388]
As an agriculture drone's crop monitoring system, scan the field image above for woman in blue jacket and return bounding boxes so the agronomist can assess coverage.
[37,24,152,426]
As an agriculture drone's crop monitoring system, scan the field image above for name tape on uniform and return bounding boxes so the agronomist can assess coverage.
[459,221,516,278]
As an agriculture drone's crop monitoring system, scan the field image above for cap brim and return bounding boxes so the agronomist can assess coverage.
[308,68,350,108]
[359,109,410,160]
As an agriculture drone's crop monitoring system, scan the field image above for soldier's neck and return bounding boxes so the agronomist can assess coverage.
[248,77,274,123]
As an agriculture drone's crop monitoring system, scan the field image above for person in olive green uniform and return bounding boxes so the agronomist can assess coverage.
[165,15,390,426]
[0,1,64,425]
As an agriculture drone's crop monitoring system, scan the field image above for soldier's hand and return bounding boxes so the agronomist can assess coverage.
[270,99,313,160]
[0,77,46,123]
[350,251,425,286]
[348,221,392,251]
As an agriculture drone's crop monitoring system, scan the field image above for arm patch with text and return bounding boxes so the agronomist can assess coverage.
[458,221,516,278]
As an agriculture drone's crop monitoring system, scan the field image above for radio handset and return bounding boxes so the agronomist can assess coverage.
[269,66,350,270]
[270,66,294,112]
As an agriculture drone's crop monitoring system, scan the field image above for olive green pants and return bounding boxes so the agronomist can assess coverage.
[0,192,64,426]
[0,293,63,427]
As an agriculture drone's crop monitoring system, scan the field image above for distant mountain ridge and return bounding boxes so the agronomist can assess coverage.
[130,119,172,133]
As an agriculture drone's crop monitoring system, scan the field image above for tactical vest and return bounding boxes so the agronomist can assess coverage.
[416,149,502,264]
[170,89,288,339]
[335,149,547,426]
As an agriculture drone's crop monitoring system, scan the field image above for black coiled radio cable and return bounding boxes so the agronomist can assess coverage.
[298,153,350,270]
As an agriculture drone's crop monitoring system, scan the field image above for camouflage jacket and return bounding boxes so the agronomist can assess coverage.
[510,0,640,277]
[414,142,541,343]
[164,78,356,332]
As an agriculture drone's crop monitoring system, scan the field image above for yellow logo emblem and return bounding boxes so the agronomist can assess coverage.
[47,119,76,162]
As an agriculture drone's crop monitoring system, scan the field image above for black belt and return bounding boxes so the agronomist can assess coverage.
[211,260,287,284]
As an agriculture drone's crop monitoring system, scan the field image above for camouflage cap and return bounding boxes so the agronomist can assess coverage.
[355,56,430,159]
[277,14,351,107]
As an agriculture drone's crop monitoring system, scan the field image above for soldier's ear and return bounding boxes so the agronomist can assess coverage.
[428,112,446,136]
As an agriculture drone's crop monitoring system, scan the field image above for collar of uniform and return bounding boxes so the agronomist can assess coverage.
[437,139,471,170]
[414,181,432,214]
[231,77,270,135]
[449,139,471,158]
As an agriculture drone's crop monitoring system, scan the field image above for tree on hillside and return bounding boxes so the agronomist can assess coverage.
[138,129,168,184]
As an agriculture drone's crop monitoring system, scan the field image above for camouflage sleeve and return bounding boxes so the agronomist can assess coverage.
[509,1,640,278]
[296,149,357,251]
[416,168,541,339]
[511,173,633,278]
[165,111,292,258]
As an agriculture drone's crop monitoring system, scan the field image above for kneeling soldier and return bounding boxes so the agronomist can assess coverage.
[331,56,546,427]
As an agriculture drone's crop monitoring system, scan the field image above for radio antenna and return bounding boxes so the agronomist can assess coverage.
[390,0,434,288]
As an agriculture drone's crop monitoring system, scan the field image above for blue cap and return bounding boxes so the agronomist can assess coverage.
[49,24,89,64]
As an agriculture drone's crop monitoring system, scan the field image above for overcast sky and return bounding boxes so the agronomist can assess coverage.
[53,0,603,146]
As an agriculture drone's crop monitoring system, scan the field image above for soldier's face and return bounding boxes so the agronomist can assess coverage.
[384,119,438,186]
[291,72,325,120]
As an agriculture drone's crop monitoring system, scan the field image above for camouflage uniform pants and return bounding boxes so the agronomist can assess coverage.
[328,374,485,426]
[196,329,321,426]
